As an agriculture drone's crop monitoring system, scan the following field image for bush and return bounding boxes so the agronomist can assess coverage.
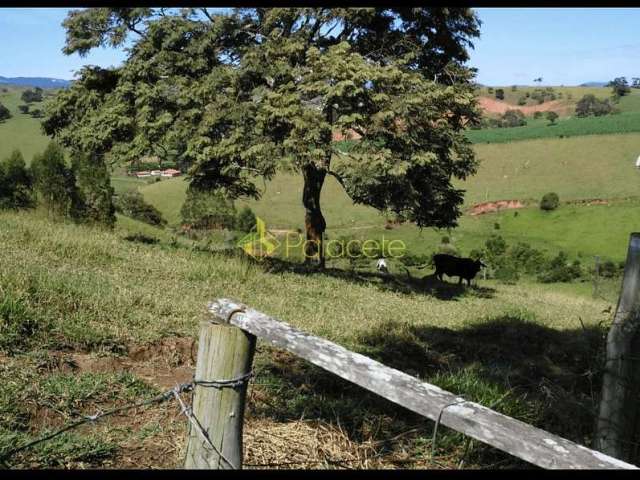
[18,104,29,114]
[0,150,35,210]
[538,252,583,283]
[0,102,11,122]
[575,94,614,117]
[540,192,560,211]
[31,142,85,220]
[533,111,543,120]
[546,111,558,125]
[20,88,43,103]
[508,242,546,275]
[180,188,236,230]
[236,206,257,233]
[517,97,526,106]
[598,260,619,278]
[501,109,527,128]
[495,88,504,100]
[71,151,116,228]
[115,190,166,227]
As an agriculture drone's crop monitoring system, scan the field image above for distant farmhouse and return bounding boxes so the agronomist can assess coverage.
[132,168,182,178]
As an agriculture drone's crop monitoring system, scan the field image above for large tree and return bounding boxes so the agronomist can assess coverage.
[44,8,482,267]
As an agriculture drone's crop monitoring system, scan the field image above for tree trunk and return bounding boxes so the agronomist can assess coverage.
[302,163,327,268]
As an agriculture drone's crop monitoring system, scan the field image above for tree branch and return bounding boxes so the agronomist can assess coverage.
[200,8,214,22]
[326,169,348,191]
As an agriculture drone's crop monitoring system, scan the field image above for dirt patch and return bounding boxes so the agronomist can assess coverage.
[468,199,525,216]
[478,97,569,116]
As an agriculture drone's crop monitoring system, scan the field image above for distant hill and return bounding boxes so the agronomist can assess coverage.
[579,81,607,87]
[0,76,71,89]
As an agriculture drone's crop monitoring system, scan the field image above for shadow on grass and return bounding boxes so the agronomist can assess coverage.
[249,313,607,468]
[257,256,496,301]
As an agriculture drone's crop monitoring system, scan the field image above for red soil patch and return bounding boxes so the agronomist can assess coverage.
[478,97,568,116]
[468,199,525,216]
[332,129,362,142]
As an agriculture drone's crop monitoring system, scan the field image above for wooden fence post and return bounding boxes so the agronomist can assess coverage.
[184,314,256,469]
[596,233,640,463]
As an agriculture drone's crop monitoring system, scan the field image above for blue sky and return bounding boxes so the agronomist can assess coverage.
[1,7,640,85]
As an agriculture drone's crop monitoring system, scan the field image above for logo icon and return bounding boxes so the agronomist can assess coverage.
[237,216,280,259]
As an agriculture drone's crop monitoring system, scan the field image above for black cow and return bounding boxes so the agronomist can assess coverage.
[432,254,486,286]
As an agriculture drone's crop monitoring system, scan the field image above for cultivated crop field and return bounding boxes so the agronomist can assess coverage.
[467,110,640,144]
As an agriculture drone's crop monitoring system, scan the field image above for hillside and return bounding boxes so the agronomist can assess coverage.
[0,85,53,161]
[0,210,614,468]
[0,76,71,89]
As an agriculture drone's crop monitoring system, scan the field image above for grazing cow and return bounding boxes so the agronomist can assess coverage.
[432,254,486,286]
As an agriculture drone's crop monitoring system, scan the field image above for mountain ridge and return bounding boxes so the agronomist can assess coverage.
[0,76,71,89]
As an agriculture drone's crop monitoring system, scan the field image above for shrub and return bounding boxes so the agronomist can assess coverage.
[236,206,257,233]
[538,252,583,283]
[115,190,166,227]
[21,88,43,103]
[180,188,236,230]
[495,88,504,100]
[533,111,543,120]
[0,102,11,122]
[494,222,500,230]
[31,142,85,220]
[18,104,29,114]
[123,233,160,245]
[71,151,116,228]
[575,94,614,117]
[0,150,35,210]
[546,111,558,125]
[599,260,619,278]
[441,235,450,244]
[517,97,526,106]
[508,242,546,275]
[501,109,527,128]
[540,192,560,211]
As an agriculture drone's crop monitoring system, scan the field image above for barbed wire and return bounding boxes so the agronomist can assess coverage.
[1,370,254,468]
[0,382,194,464]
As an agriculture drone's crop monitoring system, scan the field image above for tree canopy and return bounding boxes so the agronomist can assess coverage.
[44,7,482,266]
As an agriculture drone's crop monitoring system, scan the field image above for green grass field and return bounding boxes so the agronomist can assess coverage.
[0,85,53,162]
[467,110,640,144]
[0,210,615,468]
[2,82,637,469]
[137,132,640,265]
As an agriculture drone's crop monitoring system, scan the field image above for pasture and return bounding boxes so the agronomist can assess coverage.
[0,209,615,468]
[0,86,52,162]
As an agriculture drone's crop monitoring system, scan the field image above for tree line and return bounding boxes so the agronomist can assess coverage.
[0,143,115,227]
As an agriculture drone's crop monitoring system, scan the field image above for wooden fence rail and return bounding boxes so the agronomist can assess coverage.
[184,298,638,469]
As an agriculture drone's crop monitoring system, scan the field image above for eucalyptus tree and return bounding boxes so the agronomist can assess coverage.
[44,8,482,267]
